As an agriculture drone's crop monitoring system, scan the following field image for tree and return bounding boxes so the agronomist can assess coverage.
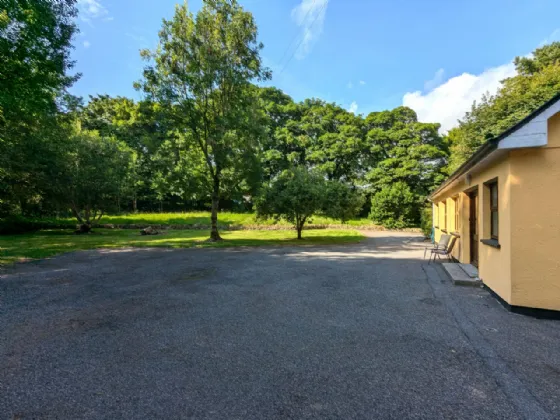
[301,99,365,182]
[364,107,448,223]
[370,182,417,229]
[80,96,175,211]
[0,0,79,215]
[256,167,326,239]
[137,0,270,241]
[258,87,305,180]
[322,182,364,223]
[60,131,135,232]
[447,42,560,171]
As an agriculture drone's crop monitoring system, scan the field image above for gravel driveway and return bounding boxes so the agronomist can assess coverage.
[1,232,559,419]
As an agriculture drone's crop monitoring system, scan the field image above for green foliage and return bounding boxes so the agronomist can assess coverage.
[447,42,560,171]
[420,205,433,238]
[514,42,560,76]
[0,0,453,236]
[364,107,447,198]
[322,182,364,223]
[369,182,418,229]
[0,216,44,235]
[137,0,270,240]
[0,0,79,215]
[259,92,367,183]
[256,167,327,239]
[59,131,135,226]
[0,0,78,120]
[2,212,379,232]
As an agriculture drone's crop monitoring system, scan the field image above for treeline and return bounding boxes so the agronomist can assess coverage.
[1,0,558,239]
[447,42,560,171]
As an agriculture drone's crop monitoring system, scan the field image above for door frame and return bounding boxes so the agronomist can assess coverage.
[468,188,479,267]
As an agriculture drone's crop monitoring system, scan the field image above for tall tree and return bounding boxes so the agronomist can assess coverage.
[364,107,447,224]
[137,0,270,241]
[301,99,365,182]
[447,42,560,171]
[0,0,78,215]
[80,95,173,211]
[258,87,304,179]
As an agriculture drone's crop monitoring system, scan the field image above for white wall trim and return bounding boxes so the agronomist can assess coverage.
[498,100,560,149]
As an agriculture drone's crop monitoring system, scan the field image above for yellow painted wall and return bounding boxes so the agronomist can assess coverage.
[432,111,560,310]
[432,156,513,303]
[509,112,560,310]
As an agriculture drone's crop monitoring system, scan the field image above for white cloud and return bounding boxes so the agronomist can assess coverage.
[77,0,110,25]
[403,62,516,132]
[291,0,329,59]
[348,101,358,114]
[359,80,366,85]
[83,40,91,48]
[404,28,560,133]
[423,68,445,92]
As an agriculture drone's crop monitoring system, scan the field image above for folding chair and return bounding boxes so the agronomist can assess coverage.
[429,236,458,263]
[424,234,450,260]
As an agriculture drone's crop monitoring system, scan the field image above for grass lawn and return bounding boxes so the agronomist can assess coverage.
[30,212,377,227]
[0,229,365,265]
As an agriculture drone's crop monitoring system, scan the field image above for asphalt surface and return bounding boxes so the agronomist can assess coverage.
[1,232,559,419]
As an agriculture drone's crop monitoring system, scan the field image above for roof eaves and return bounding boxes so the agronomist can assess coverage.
[429,91,560,200]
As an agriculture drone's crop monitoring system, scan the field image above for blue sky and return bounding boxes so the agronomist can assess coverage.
[73,0,560,131]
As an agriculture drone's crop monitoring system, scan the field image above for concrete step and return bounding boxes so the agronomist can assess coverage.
[459,263,479,278]
[442,263,482,287]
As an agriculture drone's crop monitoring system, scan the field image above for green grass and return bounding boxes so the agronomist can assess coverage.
[0,228,365,265]
[26,212,377,227]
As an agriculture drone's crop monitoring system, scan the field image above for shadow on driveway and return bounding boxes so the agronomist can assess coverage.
[1,232,558,419]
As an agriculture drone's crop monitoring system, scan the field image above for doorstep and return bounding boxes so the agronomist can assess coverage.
[442,263,482,287]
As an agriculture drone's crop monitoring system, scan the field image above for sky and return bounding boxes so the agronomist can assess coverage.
[73,0,560,132]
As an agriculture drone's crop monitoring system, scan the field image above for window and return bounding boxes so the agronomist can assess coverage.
[489,182,499,239]
[453,197,459,232]
[442,201,447,231]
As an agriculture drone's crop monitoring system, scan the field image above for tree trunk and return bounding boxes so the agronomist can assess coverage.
[297,217,305,240]
[210,177,222,241]
[76,223,92,234]
[133,197,137,212]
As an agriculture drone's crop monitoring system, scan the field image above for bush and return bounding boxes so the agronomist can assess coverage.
[420,204,433,238]
[0,217,42,235]
[256,167,325,239]
[321,182,365,223]
[369,182,418,229]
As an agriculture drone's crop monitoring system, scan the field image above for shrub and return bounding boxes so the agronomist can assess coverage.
[420,204,433,238]
[0,217,42,235]
[369,182,418,229]
[321,182,365,224]
[256,167,325,239]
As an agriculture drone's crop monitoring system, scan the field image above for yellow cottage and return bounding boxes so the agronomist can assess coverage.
[429,93,560,316]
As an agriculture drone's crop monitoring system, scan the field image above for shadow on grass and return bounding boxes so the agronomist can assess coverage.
[0,229,364,265]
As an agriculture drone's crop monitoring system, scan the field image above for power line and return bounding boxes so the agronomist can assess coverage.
[278,0,328,76]
[277,0,317,69]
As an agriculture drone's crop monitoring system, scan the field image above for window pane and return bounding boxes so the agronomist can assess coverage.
[491,211,499,238]
[491,184,498,207]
